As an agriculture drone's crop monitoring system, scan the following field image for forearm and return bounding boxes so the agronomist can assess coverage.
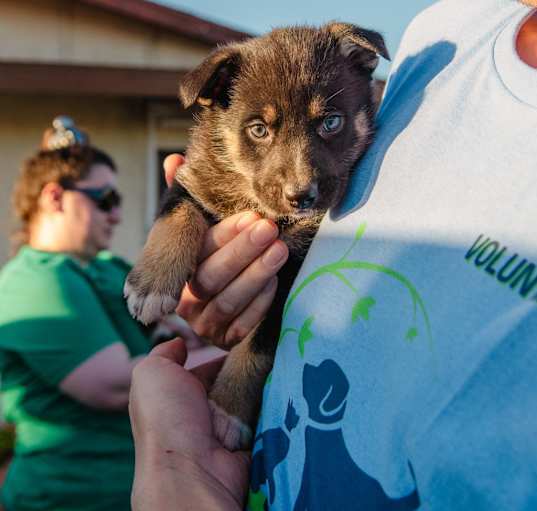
[106,354,145,393]
[60,346,146,411]
[95,355,146,411]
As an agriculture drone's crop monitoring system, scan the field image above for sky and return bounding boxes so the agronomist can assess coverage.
[154,0,437,78]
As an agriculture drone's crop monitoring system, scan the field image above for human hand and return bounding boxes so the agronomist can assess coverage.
[130,338,250,510]
[163,154,289,349]
[151,314,206,350]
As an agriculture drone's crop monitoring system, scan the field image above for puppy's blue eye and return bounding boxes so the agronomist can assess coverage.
[322,114,343,133]
[249,124,268,139]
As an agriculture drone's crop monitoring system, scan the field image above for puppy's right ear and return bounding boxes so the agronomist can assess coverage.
[179,46,241,109]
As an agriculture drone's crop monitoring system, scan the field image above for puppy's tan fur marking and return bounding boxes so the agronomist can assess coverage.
[308,95,325,119]
[197,97,213,107]
[262,104,278,124]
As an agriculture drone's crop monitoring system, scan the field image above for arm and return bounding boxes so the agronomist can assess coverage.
[59,342,144,411]
[11,258,147,403]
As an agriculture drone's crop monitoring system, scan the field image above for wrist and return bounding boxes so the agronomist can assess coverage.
[133,436,242,511]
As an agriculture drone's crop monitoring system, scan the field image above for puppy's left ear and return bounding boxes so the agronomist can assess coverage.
[327,22,390,73]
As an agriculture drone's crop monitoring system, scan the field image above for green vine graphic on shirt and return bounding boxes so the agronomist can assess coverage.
[247,488,268,511]
[278,222,433,358]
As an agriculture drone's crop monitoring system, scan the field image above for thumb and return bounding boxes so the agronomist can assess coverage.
[150,337,188,366]
[163,153,186,188]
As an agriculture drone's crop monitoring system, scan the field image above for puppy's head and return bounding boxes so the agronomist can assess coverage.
[180,23,389,220]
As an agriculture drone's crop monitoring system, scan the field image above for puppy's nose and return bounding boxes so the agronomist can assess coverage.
[284,184,318,210]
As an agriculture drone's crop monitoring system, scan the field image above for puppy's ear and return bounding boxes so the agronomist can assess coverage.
[179,45,242,109]
[326,22,390,73]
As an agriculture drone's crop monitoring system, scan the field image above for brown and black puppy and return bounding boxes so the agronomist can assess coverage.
[124,22,389,450]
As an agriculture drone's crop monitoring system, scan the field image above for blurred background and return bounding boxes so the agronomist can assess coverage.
[0,0,436,265]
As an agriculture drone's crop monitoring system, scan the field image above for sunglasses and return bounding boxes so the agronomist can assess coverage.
[64,185,122,212]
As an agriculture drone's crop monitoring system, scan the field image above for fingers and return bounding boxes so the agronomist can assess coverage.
[224,276,278,345]
[199,211,259,261]
[150,338,188,366]
[176,218,288,347]
[163,153,186,188]
[183,239,286,347]
[160,315,203,348]
[189,219,282,301]
[195,243,285,344]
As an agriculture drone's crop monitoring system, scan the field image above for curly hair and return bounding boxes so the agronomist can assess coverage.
[10,145,116,253]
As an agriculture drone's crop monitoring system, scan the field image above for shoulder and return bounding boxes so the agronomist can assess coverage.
[391,2,448,60]
[0,247,75,286]
[0,248,95,321]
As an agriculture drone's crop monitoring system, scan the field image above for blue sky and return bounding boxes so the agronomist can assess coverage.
[154,0,437,77]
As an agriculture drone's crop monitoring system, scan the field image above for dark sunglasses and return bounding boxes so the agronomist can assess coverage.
[64,185,122,212]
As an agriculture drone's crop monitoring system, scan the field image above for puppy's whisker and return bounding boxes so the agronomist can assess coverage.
[326,88,345,104]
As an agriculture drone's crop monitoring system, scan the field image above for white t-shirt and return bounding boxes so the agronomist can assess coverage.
[248,1,537,510]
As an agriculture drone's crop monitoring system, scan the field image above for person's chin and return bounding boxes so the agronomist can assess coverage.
[99,240,112,251]
[91,239,109,254]
[98,231,114,250]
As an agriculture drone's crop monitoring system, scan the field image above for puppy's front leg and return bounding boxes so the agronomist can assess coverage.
[209,333,274,451]
[124,186,209,325]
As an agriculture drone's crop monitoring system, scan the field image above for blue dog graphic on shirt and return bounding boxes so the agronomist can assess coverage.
[251,400,300,507]
[294,359,419,510]
[249,360,420,510]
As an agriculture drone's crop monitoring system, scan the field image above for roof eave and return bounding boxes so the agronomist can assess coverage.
[78,0,253,46]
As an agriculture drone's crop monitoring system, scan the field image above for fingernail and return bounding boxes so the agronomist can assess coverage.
[262,242,287,267]
[250,220,278,246]
[236,212,258,232]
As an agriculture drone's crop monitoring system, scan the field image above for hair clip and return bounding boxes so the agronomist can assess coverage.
[42,116,89,151]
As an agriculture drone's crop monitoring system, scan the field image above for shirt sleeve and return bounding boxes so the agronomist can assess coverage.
[411,311,537,511]
[0,260,124,387]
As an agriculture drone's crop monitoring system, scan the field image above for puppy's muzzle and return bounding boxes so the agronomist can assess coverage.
[284,182,318,210]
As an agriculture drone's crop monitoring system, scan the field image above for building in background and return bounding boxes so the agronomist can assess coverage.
[0,0,249,263]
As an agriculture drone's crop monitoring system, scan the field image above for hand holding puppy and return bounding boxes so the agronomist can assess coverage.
[164,154,289,350]
[129,338,249,511]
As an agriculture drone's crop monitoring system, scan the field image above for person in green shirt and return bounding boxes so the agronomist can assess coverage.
[0,117,151,511]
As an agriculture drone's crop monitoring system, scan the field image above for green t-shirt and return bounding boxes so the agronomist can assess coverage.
[0,246,151,511]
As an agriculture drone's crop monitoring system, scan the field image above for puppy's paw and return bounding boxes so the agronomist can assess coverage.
[209,400,253,451]
[124,278,178,325]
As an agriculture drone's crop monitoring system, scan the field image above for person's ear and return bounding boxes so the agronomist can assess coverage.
[39,182,65,213]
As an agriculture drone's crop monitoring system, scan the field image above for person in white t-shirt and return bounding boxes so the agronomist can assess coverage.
[129,2,537,509]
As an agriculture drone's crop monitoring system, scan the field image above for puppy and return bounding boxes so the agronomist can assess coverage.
[124,22,389,450]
